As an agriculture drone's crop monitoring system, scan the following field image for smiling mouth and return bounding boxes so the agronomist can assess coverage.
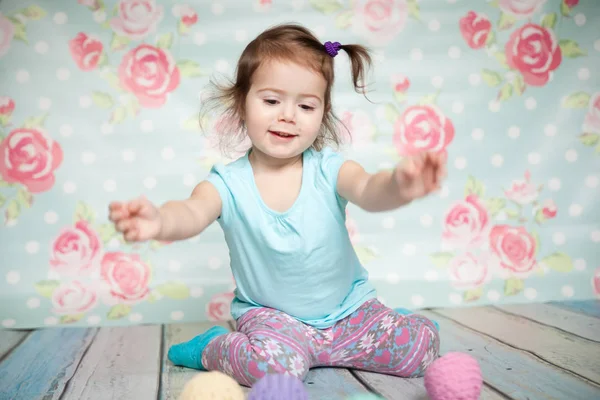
[269,130,297,138]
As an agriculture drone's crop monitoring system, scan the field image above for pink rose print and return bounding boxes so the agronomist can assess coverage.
[499,0,547,18]
[0,128,63,193]
[340,110,376,148]
[564,0,579,7]
[118,44,180,108]
[391,74,410,93]
[541,199,557,219]
[69,33,104,71]
[504,170,539,205]
[593,267,600,298]
[206,292,235,321]
[50,221,103,277]
[352,0,408,46]
[490,225,537,277]
[393,105,455,156]
[583,92,600,135]
[459,11,492,49]
[448,253,491,290]
[101,252,151,303]
[0,96,15,118]
[51,281,98,315]
[172,4,198,27]
[442,195,490,250]
[505,23,562,87]
[0,12,14,57]
[110,0,163,41]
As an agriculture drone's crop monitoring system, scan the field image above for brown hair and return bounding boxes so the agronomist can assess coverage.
[199,23,372,156]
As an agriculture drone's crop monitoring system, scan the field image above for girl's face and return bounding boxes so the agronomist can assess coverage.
[244,60,327,161]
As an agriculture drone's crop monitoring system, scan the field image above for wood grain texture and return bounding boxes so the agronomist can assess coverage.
[551,300,600,319]
[0,328,97,400]
[496,303,600,342]
[421,310,600,400]
[0,330,29,360]
[60,325,162,399]
[433,306,600,385]
[304,368,372,399]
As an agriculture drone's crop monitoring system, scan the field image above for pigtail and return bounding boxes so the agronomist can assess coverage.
[341,44,372,96]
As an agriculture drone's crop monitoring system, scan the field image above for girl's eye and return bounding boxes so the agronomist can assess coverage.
[264,99,278,105]
[301,105,315,111]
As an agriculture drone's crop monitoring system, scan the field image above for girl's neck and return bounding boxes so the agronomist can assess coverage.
[248,147,303,173]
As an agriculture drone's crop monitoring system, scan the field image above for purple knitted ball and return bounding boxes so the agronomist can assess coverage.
[248,374,308,400]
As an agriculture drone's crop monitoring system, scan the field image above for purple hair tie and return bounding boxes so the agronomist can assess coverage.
[324,41,342,57]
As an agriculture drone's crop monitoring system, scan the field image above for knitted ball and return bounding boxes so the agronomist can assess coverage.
[248,373,308,400]
[178,371,245,400]
[424,352,483,400]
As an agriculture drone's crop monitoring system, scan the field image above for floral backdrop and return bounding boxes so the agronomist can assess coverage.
[0,0,599,329]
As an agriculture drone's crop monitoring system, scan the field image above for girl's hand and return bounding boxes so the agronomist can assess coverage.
[394,152,447,202]
[108,196,162,242]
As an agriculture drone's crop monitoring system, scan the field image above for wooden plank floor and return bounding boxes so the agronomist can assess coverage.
[0,301,599,399]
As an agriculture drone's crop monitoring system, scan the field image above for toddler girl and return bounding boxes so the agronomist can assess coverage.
[109,23,446,387]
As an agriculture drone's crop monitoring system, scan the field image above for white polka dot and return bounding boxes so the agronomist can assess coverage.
[79,95,92,108]
[561,285,574,298]
[489,100,501,112]
[291,0,305,11]
[411,295,424,307]
[452,101,464,114]
[590,230,600,243]
[439,185,450,198]
[595,39,600,52]
[386,273,400,284]
[544,124,557,137]
[54,12,68,24]
[508,126,520,139]
[553,232,566,245]
[211,3,224,14]
[574,258,586,271]
[578,68,590,81]
[168,260,181,272]
[129,313,143,322]
[140,120,154,133]
[38,97,52,110]
[428,19,441,31]
[63,181,77,194]
[585,175,599,188]
[528,152,541,165]
[26,241,40,254]
[448,46,461,59]
[104,179,117,192]
[565,149,578,162]
[87,315,101,325]
[487,290,501,302]
[44,211,58,224]
[191,287,204,298]
[93,9,106,23]
[525,97,537,110]
[81,151,96,165]
[208,257,222,270]
[194,32,206,46]
[382,216,395,230]
[574,13,586,26]
[2,319,16,328]
[378,162,394,170]
[431,76,444,89]
[162,147,175,160]
[6,219,18,227]
[183,173,196,187]
[6,271,20,285]
[122,150,136,162]
[548,178,561,191]
[449,293,462,305]
[35,41,49,54]
[454,157,467,170]
[471,128,484,140]
[26,298,40,309]
[47,271,61,280]
[469,73,481,86]
[410,48,423,61]
[402,243,416,256]
[524,288,537,300]
[377,296,387,305]
[569,204,583,217]
[144,177,157,189]
[16,69,30,83]
[235,29,247,42]
[424,270,438,281]
[101,123,114,135]
[57,68,70,81]
[108,238,120,249]
[58,125,73,138]
[420,214,433,227]
[215,59,230,73]
[44,316,58,326]
[171,311,184,321]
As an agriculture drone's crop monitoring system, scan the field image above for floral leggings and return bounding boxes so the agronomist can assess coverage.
[201,299,440,387]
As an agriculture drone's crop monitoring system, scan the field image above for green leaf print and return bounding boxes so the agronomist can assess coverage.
[102,70,125,92]
[485,198,505,217]
[355,246,377,265]
[541,252,573,273]
[309,0,343,14]
[494,52,509,69]
[463,287,483,302]
[5,199,20,222]
[0,194,6,207]
[429,252,454,268]
[393,91,406,104]
[74,201,96,224]
[21,5,47,20]
[498,82,513,101]
[34,280,60,298]
[504,277,524,296]
[9,18,27,43]
[177,20,190,35]
[531,230,541,256]
[513,75,526,96]
[407,0,420,20]
[481,69,502,87]
[498,12,516,30]
[562,92,590,108]
[485,30,496,47]
[559,40,587,58]
[98,223,118,244]
[107,304,132,320]
[335,10,353,29]
[23,113,47,129]
[177,60,209,78]
[579,133,600,147]
[16,187,32,208]
[384,103,400,123]
[560,1,572,16]
[155,282,190,299]
[92,92,114,109]
[464,175,485,198]
[60,314,85,324]
[418,93,438,106]
[157,32,174,49]
[541,13,557,29]
[505,209,520,219]
[110,33,130,51]
[110,106,127,124]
